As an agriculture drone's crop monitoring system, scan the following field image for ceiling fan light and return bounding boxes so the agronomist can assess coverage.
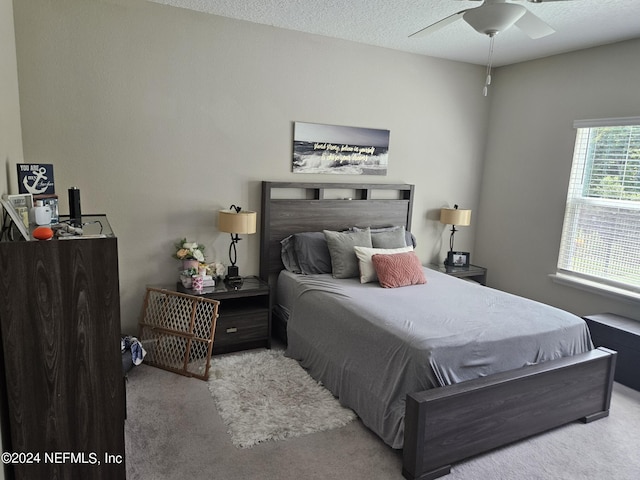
[463,3,526,35]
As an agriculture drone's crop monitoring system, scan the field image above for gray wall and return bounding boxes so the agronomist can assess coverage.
[476,38,640,320]
[9,0,640,329]
[12,0,489,332]
[1,0,22,199]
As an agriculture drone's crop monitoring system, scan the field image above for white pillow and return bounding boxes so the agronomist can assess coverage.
[353,245,414,283]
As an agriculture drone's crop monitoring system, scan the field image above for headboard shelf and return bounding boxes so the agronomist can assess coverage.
[260,181,415,281]
[263,182,413,201]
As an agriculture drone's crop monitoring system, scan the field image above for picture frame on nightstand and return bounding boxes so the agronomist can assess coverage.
[1,194,32,241]
[446,251,470,267]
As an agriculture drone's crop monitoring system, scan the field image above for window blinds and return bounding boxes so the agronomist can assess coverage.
[557,118,640,293]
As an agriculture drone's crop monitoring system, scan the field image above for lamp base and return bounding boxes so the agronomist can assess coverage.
[226,265,238,277]
[225,265,243,287]
[225,276,243,288]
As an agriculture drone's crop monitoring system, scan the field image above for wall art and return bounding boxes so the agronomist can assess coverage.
[292,122,389,175]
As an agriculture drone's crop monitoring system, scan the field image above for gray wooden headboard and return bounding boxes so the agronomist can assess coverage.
[259,181,415,281]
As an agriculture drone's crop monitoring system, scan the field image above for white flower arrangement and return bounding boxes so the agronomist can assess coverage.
[173,238,205,262]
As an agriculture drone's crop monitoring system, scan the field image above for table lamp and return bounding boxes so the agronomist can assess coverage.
[217,205,257,282]
[440,204,472,264]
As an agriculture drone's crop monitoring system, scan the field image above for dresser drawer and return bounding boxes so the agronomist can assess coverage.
[213,310,269,352]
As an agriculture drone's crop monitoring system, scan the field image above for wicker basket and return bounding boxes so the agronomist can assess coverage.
[138,287,219,380]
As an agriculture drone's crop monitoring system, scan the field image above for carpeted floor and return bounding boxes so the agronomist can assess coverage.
[125,349,640,480]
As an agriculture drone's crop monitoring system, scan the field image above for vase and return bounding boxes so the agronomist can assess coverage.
[192,275,204,291]
[182,259,198,271]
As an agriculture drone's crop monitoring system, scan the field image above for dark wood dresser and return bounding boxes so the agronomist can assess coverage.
[0,222,126,479]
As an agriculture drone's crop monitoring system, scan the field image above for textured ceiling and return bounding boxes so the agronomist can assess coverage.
[148,0,640,66]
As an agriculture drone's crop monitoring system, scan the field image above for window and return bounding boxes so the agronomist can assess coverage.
[556,116,640,300]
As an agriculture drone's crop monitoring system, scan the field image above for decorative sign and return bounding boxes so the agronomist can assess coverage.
[17,164,55,195]
[293,122,389,175]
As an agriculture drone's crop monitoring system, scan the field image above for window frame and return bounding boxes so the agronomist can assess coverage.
[552,116,640,304]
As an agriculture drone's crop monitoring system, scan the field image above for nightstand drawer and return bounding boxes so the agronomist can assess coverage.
[214,311,269,351]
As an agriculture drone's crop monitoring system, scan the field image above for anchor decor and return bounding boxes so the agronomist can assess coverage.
[17,164,55,196]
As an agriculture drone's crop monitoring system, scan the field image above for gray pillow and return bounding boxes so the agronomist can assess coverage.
[407,231,417,248]
[353,225,416,248]
[293,232,332,274]
[280,235,301,273]
[323,228,372,279]
[372,226,407,248]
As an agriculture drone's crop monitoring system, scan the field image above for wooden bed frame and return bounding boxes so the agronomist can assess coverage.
[259,181,617,480]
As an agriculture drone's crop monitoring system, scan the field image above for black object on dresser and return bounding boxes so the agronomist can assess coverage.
[177,276,270,354]
[0,222,126,479]
[584,313,640,391]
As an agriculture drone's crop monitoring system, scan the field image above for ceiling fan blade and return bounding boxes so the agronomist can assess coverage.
[514,10,555,38]
[409,11,465,38]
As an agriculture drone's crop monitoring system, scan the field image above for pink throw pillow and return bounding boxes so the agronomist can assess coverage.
[371,251,427,288]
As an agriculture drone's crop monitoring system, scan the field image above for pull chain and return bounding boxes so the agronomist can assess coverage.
[483,33,496,97]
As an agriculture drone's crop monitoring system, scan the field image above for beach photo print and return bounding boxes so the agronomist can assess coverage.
[292,122,389,175]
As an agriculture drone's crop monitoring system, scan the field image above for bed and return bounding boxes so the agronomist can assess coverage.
[259,181,616,480]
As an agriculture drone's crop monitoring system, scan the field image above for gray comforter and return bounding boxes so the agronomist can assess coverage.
[282,268,593,449]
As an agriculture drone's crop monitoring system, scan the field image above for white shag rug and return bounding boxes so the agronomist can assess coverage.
[208,349,356,448]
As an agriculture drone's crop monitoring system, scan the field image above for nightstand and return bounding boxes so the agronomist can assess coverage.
[428,263,488,286]
[177,276,270,354]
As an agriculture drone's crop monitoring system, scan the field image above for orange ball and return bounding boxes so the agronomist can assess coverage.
[33,226,54,240]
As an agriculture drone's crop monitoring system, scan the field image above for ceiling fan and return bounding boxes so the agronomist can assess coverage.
[410,0,572,96]
[410,0,572,40]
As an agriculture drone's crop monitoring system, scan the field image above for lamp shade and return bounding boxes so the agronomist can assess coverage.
[440,208,471,226]
[218,209,257,234]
